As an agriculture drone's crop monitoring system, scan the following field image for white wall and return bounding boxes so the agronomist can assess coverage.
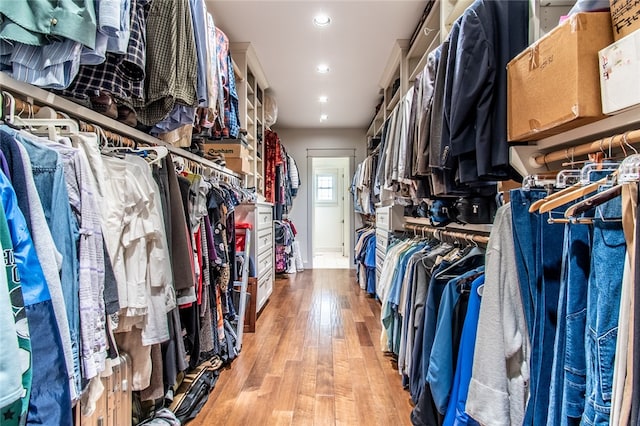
[273,127,367,269]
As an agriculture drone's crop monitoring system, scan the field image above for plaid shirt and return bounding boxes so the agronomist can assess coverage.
[134,0,198,126]
[57,0,148,106]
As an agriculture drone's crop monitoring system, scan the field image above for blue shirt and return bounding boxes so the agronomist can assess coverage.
[443,275,484,426]
[189,0,210,107]
[427,266,485,414]
[1,39,82,90]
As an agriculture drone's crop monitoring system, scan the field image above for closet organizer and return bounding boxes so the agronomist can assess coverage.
[0,73,254,426]
[352,1,640,425]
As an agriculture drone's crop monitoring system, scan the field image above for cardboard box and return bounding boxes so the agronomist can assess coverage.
[226,157,251,175]
[507,12,613,141]
[610,0,640,41]
[599,29,640,113]
[157,124,192,148]
[202,140,249,159]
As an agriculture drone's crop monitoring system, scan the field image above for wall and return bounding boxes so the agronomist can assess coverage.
[273,127,367,269]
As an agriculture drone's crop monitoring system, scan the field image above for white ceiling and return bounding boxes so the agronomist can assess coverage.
[207,1,428,129]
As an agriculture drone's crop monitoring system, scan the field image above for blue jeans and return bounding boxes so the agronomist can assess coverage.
[583,196,625,425]
[510,189,565,425]
[19,139,81,396]
[547,223,591,425]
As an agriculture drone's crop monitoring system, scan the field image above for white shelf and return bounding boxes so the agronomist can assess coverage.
[0,74,242,180]
[407,0,441,79]
[408,31,441,82]
[509,104,640,177]
[232,58,244,81]
[247,98,254,111]
[404,217,493,235]
[386,90,400,113]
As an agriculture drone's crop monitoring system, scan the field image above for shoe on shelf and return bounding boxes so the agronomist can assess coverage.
[117,105,138,127]
[89,91,118,119]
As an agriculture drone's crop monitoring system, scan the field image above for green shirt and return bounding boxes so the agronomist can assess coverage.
[0,0,96,48]
[0,202,32,425]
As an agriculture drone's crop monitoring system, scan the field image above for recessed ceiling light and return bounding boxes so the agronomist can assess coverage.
[313,14,331,27]
[320,114,328,121]
[318,95,328,103]
[316,64,330,74]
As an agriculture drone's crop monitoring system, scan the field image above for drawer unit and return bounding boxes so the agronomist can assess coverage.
[256,227,273,254]
[375,205,405,232]
[257,247,273,278]
[257,272,273,311]
[257,204,273,230]
[235,202,274,316]
[375,228,389,252]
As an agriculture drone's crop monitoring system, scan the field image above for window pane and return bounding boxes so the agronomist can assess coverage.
[316,174,335,202]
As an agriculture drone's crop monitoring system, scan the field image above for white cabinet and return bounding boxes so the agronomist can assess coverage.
[235,202,274,313]
[375,205,405,294]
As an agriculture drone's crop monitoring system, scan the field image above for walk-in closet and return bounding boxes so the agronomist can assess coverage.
[1,0,639,425]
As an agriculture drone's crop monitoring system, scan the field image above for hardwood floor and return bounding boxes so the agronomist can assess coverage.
[190,269,414,426]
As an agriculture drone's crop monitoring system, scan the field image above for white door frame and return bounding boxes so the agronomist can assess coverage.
[307,149,356,268]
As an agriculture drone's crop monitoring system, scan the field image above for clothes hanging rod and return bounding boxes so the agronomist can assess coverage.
[0,74,240,180]
[533,128,640,166]
[403,223,490,246]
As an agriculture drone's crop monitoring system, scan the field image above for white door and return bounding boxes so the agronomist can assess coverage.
[311,157,350,268]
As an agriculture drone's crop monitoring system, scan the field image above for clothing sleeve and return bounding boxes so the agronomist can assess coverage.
[466,205,530,426]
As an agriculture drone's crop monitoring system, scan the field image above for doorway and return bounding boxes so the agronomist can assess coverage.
[311,157,351,269]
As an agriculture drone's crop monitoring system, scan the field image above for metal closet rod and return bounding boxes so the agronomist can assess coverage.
[403,223,490,246]
[533,129,640,166]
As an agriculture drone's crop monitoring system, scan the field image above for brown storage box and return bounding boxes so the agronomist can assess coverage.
[610,0,640,41]
[157,123,193,148]
[202,140,249,159]
[507,12,613,141]
[226,157,251,175]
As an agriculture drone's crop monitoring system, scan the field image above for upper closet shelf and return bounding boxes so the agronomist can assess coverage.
[442,0,474,36]
[407,1,441,82]
[0,74,240,179]
[510,104,640,177]
[386,90,401,113]
[232,58,244,81]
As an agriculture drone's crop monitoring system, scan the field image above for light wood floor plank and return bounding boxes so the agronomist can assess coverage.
[188,269,412,426]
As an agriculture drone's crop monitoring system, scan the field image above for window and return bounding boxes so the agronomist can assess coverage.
[316,173,336,204]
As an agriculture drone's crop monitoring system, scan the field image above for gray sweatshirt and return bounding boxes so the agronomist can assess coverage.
[466,204,531,426]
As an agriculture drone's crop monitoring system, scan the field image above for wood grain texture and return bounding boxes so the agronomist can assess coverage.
[188,269,413,426]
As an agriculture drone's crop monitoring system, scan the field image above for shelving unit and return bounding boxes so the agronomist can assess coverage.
[0,74,241,181]
[510,104,640,177]
[230,42,269,196]
[407,1,441,83]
